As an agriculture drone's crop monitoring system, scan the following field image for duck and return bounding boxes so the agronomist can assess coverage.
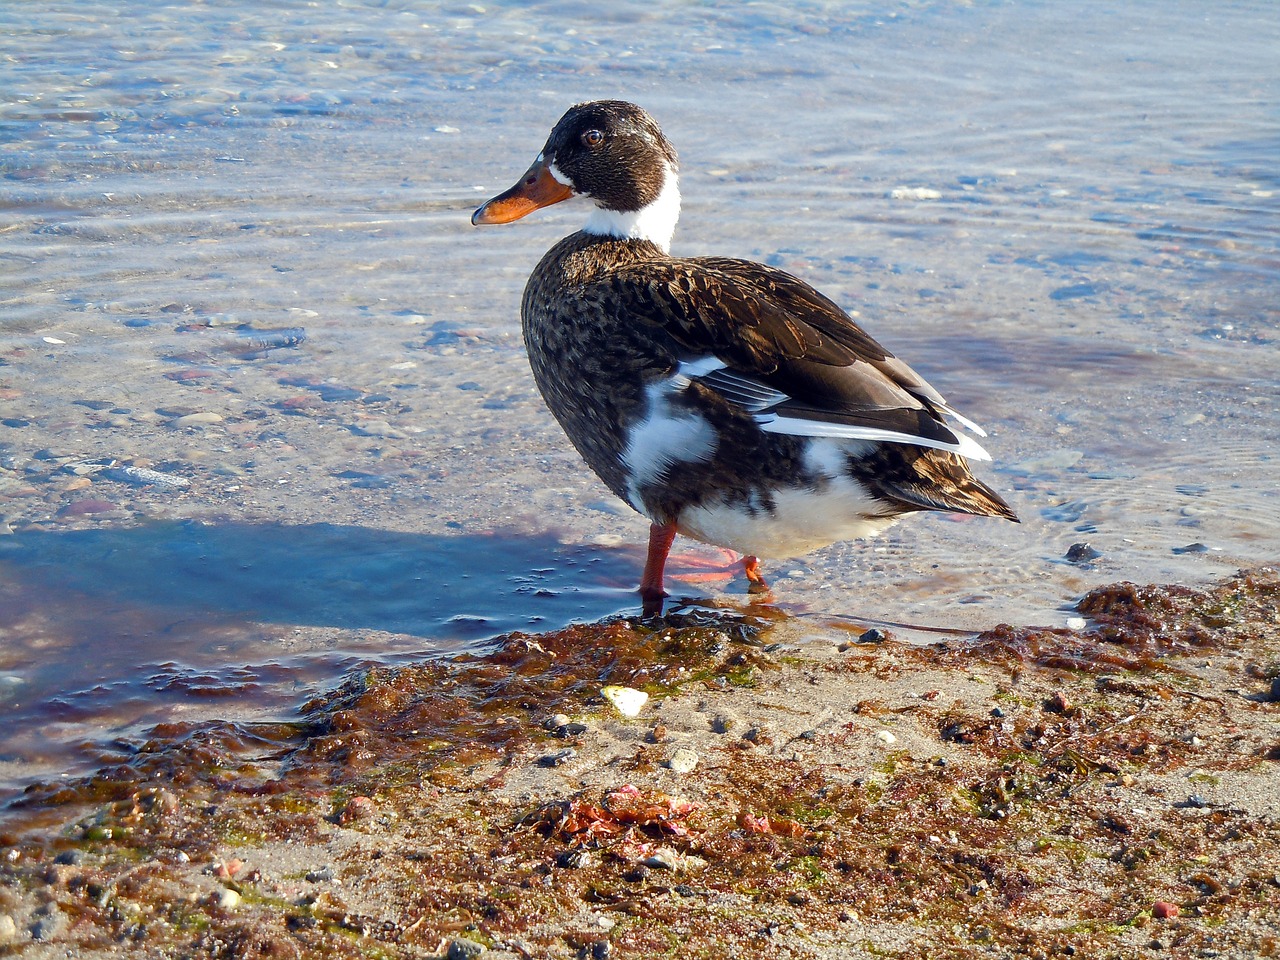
[472,100,1017,616]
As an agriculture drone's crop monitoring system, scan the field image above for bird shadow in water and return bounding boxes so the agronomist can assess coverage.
[0,519,650,646]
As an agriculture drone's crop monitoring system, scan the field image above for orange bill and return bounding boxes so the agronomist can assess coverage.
[472,157,575,225]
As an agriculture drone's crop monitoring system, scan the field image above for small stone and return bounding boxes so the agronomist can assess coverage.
[539,747,576,767]
[1172,542,1209,555]
[544,714,572,730]
[642,849,680,870]
[306,865,335,882]
[1065,542,1101,563]
[171,412,224,428]
[31,905,66,941]
[1268,677,1280,703]
[447,937,487,960]
[555,849,595,869]
[105,465,190,489]
[0,913,16,944]
[1045,692,1072,714]
[667,747,699,774]
[1065,616,1087,630]
[601,685,648,718]
[875,730,897,745]
[351,419,408,439]
[647,723,668,743]
[217,888,241,909]
[1152,900,1179,919]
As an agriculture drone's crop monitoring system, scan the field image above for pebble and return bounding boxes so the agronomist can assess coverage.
[217,889,241,909]
[1065,542,1101,563]
[31,904,66,941]
[556,849,595,869]
[601,685,648,718]
[0,913,16,944]
[642,848,707,872]
[1050,282,1101,301]
[875,730,898,746]
[103,465,190,489]
[1269,677,1280,703]
[539,747,576,767]
[351,419,408,439]
[447,937,487,959]
[667,747,699,774]
[1065,617,1087,630]
[1152,900,1179,919]
[171,411,224,428]
[306,865,335,882]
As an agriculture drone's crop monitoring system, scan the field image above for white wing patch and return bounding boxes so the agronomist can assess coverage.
[757,414,993,461]
[622,374,718,510]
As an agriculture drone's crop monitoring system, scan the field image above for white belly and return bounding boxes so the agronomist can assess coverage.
[675,473,903,559]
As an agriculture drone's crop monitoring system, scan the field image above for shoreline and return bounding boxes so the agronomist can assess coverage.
[2,568,1277,958]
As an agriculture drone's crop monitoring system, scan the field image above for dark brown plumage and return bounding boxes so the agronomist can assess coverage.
[474,100,1017,614]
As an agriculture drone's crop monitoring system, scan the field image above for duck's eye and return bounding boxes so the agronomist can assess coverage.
[581,128,604,148]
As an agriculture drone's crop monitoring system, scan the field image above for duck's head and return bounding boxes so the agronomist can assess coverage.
[472,100,681,252]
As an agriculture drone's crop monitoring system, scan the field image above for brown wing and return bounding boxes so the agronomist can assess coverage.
[603,256,986,457]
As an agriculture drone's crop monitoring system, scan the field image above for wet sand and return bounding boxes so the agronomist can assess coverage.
[1,569,1278,958]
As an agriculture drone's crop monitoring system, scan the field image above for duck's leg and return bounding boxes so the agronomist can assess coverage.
[742,555,770,595]
[640,521,678,616]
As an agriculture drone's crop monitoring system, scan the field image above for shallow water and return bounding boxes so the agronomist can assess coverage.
[1,0,1277,804]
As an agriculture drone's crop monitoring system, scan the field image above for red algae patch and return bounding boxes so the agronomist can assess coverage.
[2,574,1278,959]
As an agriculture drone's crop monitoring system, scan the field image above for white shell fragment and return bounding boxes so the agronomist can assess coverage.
[667,747,699,773]
[601,685,649,718]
